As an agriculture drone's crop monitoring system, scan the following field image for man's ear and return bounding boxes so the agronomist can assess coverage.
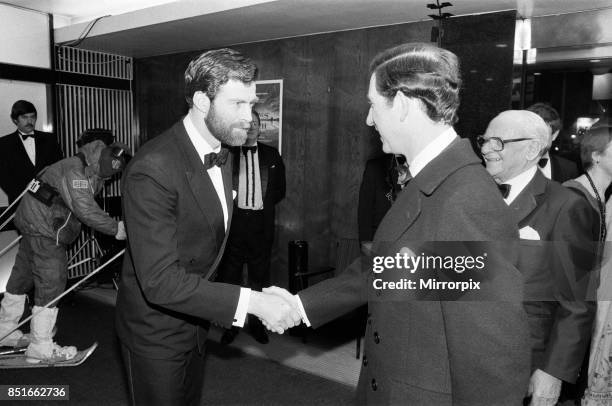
[525,140,543,161]
[192,91,211,117]
[395,92,413,122]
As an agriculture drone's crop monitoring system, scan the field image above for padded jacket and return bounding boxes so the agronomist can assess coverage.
[14,154,118,245]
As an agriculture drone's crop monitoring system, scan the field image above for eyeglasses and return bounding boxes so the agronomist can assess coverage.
[476,136,535,152]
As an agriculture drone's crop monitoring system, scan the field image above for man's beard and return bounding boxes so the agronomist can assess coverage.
[204,105,248,146]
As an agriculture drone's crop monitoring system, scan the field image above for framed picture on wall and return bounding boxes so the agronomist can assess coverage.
[254,79,283,153]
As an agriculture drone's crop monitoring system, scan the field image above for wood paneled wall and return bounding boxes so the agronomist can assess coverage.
[134,11,516,286]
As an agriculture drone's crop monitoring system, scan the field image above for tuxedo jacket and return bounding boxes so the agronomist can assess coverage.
[115,120,242,359]
[0,130,63,203]
[299,138,530,405]
[550,153,579,183]
[231,142,285,241]
[513,170,598,383]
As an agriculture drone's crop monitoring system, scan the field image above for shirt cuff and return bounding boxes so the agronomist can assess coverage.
[295,295,312,327]
[232,288,251,327]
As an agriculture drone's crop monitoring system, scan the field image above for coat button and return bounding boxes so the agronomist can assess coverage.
[371,379,377,391]
[362,356,368,367]
[374,332,380,344]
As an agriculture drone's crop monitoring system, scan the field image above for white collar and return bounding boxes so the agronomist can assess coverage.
[409,127,457,177]
[503,165,538,204]
[182,115,220,159]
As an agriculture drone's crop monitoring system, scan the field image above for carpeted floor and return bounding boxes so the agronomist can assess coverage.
[0,293,355,405]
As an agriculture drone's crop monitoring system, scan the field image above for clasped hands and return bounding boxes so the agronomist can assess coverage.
[247,286,302,334]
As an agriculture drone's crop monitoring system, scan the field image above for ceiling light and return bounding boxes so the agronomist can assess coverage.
[514,19,532,51]
[591,59,601,63]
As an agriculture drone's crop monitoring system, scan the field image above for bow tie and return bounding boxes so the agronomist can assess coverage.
[204,148,229,169]
[497,183,511,199]
[538,157,549,168]
[242,145,257,153]
[20,132,35,141]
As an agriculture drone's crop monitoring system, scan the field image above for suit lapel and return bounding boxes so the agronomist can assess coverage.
[11,131,35,170]
[175,123,225,244]
[33,131,47,170]
[373,138,480,242]
[374,180,422,242]
[508,170,548,227]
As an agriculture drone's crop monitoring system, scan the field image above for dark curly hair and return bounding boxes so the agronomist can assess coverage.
[184,48,257,107]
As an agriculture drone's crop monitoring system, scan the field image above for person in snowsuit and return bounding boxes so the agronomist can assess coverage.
[0,128,130,363]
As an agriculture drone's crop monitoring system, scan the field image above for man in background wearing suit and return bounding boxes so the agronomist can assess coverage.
[480,110,598,406]
[266,42,530,405]
[218,109,286,345]
[527,102,579,182]
[115,48,299,406]
[0,100,63,204]
[358,154,408,255]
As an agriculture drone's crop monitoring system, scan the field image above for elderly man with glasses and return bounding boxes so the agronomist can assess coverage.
[480,109,599,406]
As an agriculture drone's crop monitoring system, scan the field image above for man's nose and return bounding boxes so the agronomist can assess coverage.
[241,105,253,122]
[366,107,374,127]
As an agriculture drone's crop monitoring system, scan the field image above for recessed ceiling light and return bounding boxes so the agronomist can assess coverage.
[470,69,478,73]
[485,78,493,82]
[591,59,601,63]
[496,44,508,48]
[533,72,542,76]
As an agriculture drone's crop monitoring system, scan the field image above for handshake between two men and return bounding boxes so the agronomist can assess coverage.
[247,287,304,334]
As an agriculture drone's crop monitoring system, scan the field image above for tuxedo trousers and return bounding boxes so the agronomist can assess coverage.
[120,342,205,406]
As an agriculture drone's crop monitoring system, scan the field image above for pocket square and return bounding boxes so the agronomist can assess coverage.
[232,190,237,200]
[519,226,540,240]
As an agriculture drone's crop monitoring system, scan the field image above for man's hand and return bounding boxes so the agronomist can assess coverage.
[247,290,301,334]
[115,221,127,240]
[527,369,562,406]
[261,286,303,332]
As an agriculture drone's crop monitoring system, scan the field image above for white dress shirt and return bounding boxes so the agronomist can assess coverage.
[19,131,36,165]
[502,165,538,205]
[183,115,251,327]
[296,126,458,327]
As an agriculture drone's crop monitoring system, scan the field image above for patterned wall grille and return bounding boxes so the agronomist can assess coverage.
[55,47,136,279]
[55,46,132,80]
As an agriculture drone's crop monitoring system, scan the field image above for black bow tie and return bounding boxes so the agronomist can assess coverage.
[242,145,257,154]
[20,132,35,140]
[538,157,549,168]
[204,148,229,169]
[497,183,511,198]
